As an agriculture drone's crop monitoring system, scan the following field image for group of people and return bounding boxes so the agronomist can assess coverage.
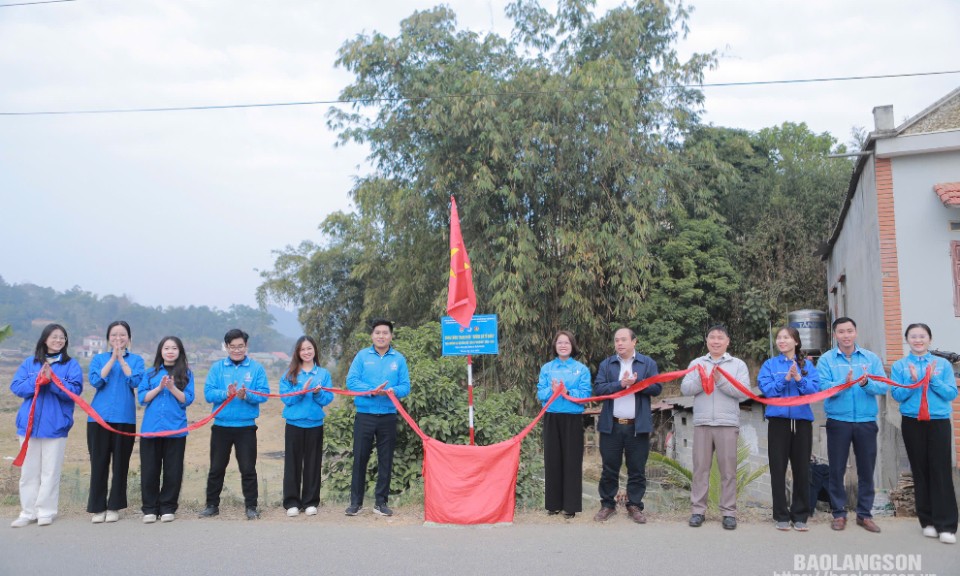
[536,319,957,544]
[9,318,408,527]
[8,316,958,544]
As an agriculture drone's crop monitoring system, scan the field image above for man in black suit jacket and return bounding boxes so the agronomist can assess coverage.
[592,327,661,523]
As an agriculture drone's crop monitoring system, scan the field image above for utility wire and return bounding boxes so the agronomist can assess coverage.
[1,69,958,117]
[0,0,77,7]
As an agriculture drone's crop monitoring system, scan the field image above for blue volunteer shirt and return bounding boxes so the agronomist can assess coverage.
[816,345,887,423]
[890,353,958,419]
[280,365,334,428]
[537,357,592,414]
[89,350,144,424]
[346,346,411,414]
[204,356,270,427]
[138,367,195,437]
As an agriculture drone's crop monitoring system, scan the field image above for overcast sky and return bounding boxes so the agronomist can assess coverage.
[1,0,958,311]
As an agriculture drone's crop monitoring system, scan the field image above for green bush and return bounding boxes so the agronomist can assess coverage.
[322,322,544,507]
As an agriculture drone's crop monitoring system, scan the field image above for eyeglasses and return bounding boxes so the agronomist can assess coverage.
[227,344,247,352]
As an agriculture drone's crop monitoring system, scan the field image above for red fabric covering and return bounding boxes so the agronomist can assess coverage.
[388,389,555,524]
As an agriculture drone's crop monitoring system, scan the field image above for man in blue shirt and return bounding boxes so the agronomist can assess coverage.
[816,317,888,533]
[199,329,270,520]
[345,319,411,517]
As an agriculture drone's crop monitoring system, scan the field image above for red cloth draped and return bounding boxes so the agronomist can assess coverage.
[387,389,558,524]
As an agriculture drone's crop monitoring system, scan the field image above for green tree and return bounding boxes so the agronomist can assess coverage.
[260,0,716,401]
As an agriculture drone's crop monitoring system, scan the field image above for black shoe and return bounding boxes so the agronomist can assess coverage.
[245,508,260,520]
[547,510,561,516]
[688,514,705,527]
[373,504,393,517]
[722,516,737,530]
[563,512,576,519]
[199,506,219,518]
[344,504,362,516]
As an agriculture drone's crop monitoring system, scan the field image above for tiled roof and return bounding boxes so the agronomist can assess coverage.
[934,182,960,207]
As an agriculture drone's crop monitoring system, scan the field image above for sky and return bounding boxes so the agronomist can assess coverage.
[1,0,958,311]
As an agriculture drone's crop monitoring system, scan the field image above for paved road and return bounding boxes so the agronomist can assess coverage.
[1,513,954,576]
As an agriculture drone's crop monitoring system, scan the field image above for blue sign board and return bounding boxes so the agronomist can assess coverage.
[441,315,499,356]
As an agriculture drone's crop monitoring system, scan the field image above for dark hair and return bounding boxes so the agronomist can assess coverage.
[705,323,729,339]
[370,318,394,333]
[286,335,320,383]
[224,328,249,345]
[614,327,636,340]
[106,320,132,341]
[553,330,580,357]
[832,316,857,330]
[904,323,932,339]
[777,327,808,376]
[34,323,71,364]
[150,336,190,391]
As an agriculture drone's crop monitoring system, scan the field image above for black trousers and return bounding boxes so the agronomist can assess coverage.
[901,416,958,533]
[598,422,650,510]
[140,436,186,515]
[825,419,878,519]
[283,424,324,510]
[205,425,259,509]
[543,413,584,513]
[767,417,812,523]
[351,413,397,507]
[86,422,136,513]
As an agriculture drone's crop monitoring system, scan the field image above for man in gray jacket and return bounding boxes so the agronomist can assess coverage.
[680,324,750,530]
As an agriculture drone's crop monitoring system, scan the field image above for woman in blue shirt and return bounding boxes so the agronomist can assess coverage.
[10,323,83,527]
[280,336,334,517]
[757,327,819,532]
[537,330,593,518]
[138,336,195,523]
[87,320,144,523]
[890,323,957,545]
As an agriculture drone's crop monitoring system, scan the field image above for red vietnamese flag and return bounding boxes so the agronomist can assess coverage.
[447,196,477,328]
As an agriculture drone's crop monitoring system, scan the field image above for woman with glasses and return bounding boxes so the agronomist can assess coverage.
[87,320,145,523]
[10,323,84,527]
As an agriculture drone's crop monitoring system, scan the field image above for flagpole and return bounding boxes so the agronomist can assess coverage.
[467,354,474,445]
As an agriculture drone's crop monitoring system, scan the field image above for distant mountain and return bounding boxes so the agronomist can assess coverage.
[268,305,302,339]
[0,276,295,353]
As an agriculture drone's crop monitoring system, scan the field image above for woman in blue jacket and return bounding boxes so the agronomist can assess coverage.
[10,323,83,528]
[138,336,195,523]
[87,320,144,523]
[537,330,593,518]
[757,326,819,532]
[280,336,334,517]
[890,323,957,545]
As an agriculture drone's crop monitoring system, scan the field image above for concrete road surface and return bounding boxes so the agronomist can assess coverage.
[1,513,954,576]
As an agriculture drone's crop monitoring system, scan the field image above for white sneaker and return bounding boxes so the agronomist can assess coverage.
[91,513,106,524]
[10,516,34,528]
[105,510,119,523]
[143,514,157,524]
[940,532,956,544]
[286,507,300,517]
[160,514,175,523]
[305,506,318,516]
[37,517,53,526]
[923,525,938,538]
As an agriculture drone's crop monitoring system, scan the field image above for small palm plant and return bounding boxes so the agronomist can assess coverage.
[647,438,768,512]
